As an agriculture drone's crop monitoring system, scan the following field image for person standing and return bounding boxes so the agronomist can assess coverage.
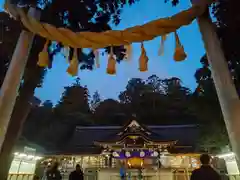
[120,163,126,180]
[69,164,84,180]
[46,162,62,180]
[190,154,221,180]
[42,164,51,180]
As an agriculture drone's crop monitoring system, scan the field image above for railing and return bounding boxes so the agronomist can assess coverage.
[8,174,34,180]
[173,173,240,180]
[224,175,240,180]
[8,173,240,180]
[107,174,240,180]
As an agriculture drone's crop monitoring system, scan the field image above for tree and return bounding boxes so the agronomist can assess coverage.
[118,76,194,125]
[42,100,53,108]
[42,79,93,149]
[194,56,229,153]
[212,0,240,92]
[93,99,126,125]
[0,12,22,86]
[146,75,164,93]
[119,78,152,107]
[90,91,102,112]
[55,78,91,117]
[22,100,53,143]
[0,0,141,178]
[17,73,228,153]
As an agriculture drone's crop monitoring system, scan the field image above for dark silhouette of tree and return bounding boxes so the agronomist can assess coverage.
[17,73,229,154]
[118,76,194,125]
[90,91,101,112]
[213,0,240,92]
[42,100,53,108]
[146,75,164,93]
[22,100,54,144]
[55,78,91,117]
[193,56,229,152]
[41,79,93,150]
[0,12,22,86]
[93,99,126,125]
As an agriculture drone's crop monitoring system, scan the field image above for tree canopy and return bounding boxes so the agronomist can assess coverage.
[21,74,229,153]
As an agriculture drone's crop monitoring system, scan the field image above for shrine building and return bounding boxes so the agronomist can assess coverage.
[37,120,208,180]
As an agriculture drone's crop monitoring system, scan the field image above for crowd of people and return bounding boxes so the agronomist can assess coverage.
[33,163,84,180]
[34,154,221,180]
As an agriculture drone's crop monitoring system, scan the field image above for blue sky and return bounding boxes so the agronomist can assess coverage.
[1,0,205,104]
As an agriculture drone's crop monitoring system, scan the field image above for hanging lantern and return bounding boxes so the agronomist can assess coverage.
[153,151,159,157]
[112,152,119,157]
[140,151,145,157]
[125,151,131,158]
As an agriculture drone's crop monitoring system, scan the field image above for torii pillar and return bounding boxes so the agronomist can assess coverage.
[0,7,40,151]
[194,0,240,168]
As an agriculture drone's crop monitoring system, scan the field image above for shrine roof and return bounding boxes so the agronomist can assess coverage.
[94,130,175,144]
[94,120,181,144]
[45,124,200,155]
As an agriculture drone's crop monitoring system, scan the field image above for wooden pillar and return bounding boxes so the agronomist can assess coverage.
[0,7,40,151]
[194,1,240,168]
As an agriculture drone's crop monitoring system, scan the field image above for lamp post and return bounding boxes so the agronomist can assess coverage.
[193,0,240,168]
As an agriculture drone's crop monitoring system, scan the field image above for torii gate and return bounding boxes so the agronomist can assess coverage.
[1,0,240,169]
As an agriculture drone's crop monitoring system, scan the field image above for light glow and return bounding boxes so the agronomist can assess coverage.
[13,152,42,161]
[125,152,131,157]
[140,151,145,157]
[112,152,119,157]
[27,155,35,159]
[34,156,42,160]
[217,152,235,159]
[19,153,27,157]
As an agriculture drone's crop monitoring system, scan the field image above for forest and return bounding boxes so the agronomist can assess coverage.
[21,74,228,153]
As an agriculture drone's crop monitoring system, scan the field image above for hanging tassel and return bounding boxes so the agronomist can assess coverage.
[124,44,133,61]
[158,35,167,56]
[94,49,100,68]
[38,40,50,67]
[174,32,187,62]
[106,47,116,75]
[139,43,148,72]
[67,48,79,76]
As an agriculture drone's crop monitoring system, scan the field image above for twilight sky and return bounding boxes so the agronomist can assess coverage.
[1,0,205,104]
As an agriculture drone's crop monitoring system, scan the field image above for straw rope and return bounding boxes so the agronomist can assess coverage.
[3,1,209,75]
[4,3,204,49]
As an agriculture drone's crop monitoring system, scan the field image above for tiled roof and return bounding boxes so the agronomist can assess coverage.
[46,124,200,155]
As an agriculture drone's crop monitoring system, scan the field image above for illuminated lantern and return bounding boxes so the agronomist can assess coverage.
[140,151,145,157]
[125,151,131,157]
[127,158,143,168]
[153,151,159,157]
[112,152,119,157]
[129,136,138,140]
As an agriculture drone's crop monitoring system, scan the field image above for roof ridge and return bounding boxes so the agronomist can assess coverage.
[75,124,198,130]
